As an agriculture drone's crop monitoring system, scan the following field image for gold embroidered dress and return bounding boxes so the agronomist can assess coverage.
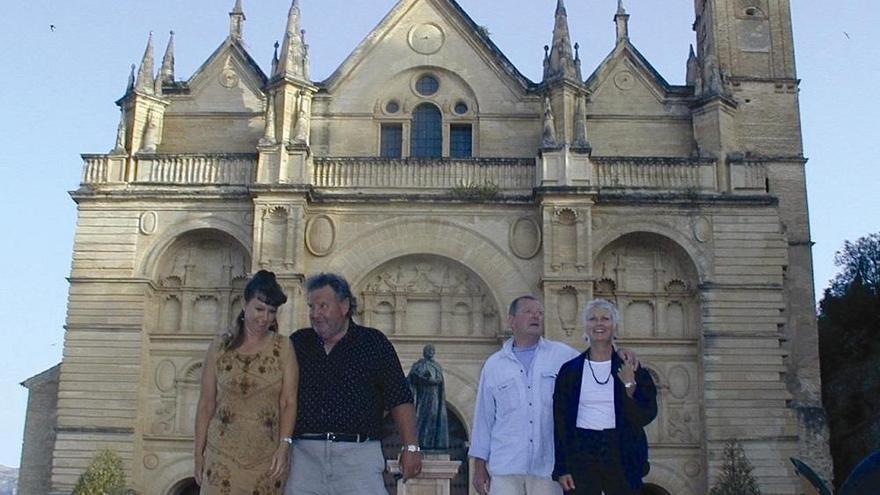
[201,333,291,495]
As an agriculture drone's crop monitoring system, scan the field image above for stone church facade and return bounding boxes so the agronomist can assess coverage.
[20,0,830,493]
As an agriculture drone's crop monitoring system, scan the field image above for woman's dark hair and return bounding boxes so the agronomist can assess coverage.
[304,272,357,318]
[223,270,288,351]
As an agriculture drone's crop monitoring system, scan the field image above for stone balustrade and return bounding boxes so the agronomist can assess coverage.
[134,153,257,185]
[312,157,536,193]
[80,153,767,196]
[593,157,718,191]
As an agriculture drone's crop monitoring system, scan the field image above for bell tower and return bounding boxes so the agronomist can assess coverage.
[693,0,832,482]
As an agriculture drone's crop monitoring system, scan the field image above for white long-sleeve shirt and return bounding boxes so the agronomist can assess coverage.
[469,337,580,478]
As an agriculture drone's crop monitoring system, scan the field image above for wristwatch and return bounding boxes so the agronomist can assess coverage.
[281,437,293,445]
[401,444,421,453]
[624,381,636,389]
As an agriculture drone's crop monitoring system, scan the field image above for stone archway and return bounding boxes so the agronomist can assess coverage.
[356,254,500,337]
[167,477,199,495]
[642,483,672,495]
[594,232,705,491]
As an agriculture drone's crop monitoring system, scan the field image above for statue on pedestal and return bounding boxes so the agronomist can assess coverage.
[408,344,449,451]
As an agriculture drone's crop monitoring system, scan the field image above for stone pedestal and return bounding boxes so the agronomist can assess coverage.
[386,453,461,495]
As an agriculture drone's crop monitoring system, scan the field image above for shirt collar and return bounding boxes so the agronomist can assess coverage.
[502,336,548,357]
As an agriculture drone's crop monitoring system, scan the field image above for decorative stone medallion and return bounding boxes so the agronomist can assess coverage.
[509,217,542,259]
[139,211,158,235]
[143,454,159,470]
[220,68,239,88]
[155,360,176,393]
[692,216,711,243]
[304,214,336,257]
[613,70,635,91]
[408,23,445,54]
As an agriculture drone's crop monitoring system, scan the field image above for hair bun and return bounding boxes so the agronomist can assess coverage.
[253,269,277,282]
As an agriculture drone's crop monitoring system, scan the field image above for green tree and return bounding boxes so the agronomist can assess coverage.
[72,449,127,495]
[709,440,762,495]
[818,232,880,486]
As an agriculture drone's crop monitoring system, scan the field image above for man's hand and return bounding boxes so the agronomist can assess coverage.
[399,450,422,481]
[472,460,491,495]
[558,474,576,492]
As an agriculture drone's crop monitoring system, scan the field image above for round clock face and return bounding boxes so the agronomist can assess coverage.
[408,23,445,55]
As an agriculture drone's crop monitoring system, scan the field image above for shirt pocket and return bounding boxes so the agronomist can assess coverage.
[540,370,558,408]
[494,378,522,416]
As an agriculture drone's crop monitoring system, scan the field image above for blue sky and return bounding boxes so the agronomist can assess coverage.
[0,0,877,468]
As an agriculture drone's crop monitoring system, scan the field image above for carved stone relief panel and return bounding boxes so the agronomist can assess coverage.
[643,363,701,446]
[593,233,699,339]
[261,206,289,265]
[552,208,578,271]
[152,229,250,335]
[358,254,499,336]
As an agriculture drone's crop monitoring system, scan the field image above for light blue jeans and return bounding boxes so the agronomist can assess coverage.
[284,439,388,495]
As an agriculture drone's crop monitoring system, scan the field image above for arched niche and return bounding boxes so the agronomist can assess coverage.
[356,254,500,337]
[149,229,251,335]
[593,232,700,340]
[594,233,704,490]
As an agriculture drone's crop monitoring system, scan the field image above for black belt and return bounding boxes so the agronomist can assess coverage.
[297,432,372,443]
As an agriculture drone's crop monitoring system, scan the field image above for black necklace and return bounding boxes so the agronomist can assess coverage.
[587,348,612,385]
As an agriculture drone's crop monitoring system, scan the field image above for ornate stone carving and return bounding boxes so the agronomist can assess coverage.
[667,407,698,443]
[359,255,497,336]
[541,97,557,148]
[594,233,699,339]
[151,398,176,435]
[557,286,578,337]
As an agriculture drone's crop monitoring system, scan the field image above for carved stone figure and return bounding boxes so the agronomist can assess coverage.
[408,344,449,450]
[541,96,557,148]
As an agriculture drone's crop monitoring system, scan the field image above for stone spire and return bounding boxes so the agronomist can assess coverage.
[135,32,155,94]
[543,0,581,81]
[271,41,280,75]
[686,44,699,88]
[229,0,245,41]
[614,0,629,43]
[275,0,306,80]
[158,31,175,88]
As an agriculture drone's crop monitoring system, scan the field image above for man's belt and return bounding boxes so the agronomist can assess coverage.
[296,432,372,443]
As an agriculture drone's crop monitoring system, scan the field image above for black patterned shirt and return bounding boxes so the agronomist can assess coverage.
[290,322,413,439]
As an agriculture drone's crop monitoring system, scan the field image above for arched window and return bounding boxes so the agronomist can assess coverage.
[411,103,442,158]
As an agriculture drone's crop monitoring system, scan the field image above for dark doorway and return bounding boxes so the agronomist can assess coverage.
[168,477,199,495]
[641,483,672,495]
[382,403,469,495]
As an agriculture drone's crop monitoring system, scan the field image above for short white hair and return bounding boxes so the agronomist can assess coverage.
[581,298,620,328]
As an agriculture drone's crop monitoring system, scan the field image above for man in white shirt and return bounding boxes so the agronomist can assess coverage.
[468,295,579,495]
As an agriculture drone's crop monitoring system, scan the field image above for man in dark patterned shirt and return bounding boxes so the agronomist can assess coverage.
[284,273,422,495]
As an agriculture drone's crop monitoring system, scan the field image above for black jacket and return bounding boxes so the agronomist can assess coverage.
[552,350,657,489]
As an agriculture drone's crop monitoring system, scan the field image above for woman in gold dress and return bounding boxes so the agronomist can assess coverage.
[194,270,299,494]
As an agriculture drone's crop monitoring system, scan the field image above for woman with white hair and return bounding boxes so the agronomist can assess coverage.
[552,299,657,494]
